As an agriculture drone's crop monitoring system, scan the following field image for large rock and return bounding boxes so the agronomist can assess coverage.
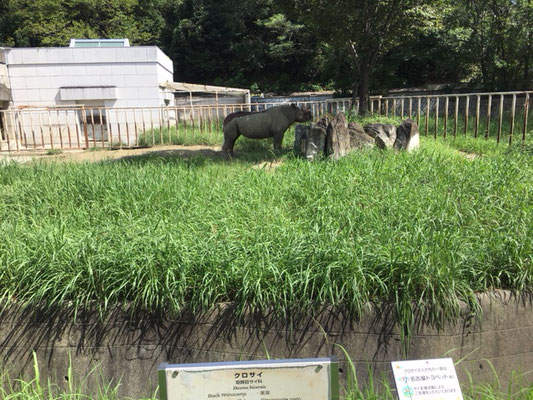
[295,117,418,160]
[294,124,327,160]
[326,113,351,159]
[348,122,374,149]
[394,118,420,152]
[363,124,397,149]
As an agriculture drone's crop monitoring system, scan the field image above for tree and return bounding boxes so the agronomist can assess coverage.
[372,2,470,90]
[445,0,532,90]
[279,0,434,114]
[160,0,319,91]
[1,0,166,47]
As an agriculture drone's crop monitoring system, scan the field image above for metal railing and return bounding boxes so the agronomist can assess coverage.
[368,91,531,145]
[0,91,531,152]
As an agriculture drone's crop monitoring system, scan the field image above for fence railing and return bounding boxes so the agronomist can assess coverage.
[368,91,531,145]
[0,91,531,152]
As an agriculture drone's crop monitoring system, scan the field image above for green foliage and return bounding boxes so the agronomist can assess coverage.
[1,352,531,400]
[159,0,319,92]
[0,352,122,399]
[0,0,531,92]
[444,0,533,90]
[0,0,167,47]
[0,137,532,339]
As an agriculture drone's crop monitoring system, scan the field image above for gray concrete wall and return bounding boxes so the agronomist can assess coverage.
[0,290,531,399]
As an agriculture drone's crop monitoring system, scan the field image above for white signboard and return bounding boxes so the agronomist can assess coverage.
[391,358,463,400]
[158,358,339,400]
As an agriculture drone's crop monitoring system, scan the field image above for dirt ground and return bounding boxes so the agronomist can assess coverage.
[0,145,224,164]
[0,145,286,171]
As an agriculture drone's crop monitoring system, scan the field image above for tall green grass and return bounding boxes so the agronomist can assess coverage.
[137,124,222,147]
[0,136,531,338]
[2,353,531,400]
[0,353,123,400]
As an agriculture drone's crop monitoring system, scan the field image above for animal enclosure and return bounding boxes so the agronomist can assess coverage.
[0,90,531,152]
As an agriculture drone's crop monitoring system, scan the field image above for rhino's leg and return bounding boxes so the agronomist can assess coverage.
[222,121,240,157]
[272,131,284,151]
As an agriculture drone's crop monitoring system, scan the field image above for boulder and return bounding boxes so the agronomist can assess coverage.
[363,124,397,149]
[348,122,374,149]
[294,124,327,160]
[326,113,351,160]
[295,117,419,160]
[394,118,420,152]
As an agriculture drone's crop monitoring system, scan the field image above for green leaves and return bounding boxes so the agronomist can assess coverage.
[1,0,167,47]
[0,136,531,335]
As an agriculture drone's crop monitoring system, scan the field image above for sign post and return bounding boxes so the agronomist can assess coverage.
[158,357,339,400]
[391,358,463,400]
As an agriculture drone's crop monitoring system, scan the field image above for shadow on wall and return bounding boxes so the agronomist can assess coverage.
[0,291,532,398]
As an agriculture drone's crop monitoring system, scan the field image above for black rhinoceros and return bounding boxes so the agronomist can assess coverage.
[222,104,312,156]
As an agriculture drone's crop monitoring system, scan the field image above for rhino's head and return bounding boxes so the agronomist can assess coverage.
[292,104,313,122]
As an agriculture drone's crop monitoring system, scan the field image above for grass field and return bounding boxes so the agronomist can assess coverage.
[1,117,532,340]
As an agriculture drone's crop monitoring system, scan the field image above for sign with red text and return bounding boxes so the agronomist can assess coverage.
[391,358,463,400]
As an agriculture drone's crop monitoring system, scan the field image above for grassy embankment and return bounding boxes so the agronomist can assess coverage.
[1,114,532,399]
[0,119,531,329]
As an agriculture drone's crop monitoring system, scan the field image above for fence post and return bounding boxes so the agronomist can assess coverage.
[522,93,529,144]
[433,97,439,138]
[474,95,480,138]
[497,94,504,143]
[486,95,492,140]
[3,111,12,151]
[454,96,459,138]
[509,94,516,145]
[81,107,89,149]
[425,98,430,136]
[443,97,449,139]
[464,96,470,135]
[417,97,421,127]
[38,110,45,149]
[0,111,10,151]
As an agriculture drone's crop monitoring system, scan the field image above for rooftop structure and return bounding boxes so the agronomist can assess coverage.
[69,38,130,48]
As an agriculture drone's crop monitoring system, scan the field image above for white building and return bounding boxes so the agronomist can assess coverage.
[0,40,251,151]
[3,39,174,109]
[0,39,175,148]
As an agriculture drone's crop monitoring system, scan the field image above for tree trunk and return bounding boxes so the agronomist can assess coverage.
[358,59,370,116]
[350,82,358,112]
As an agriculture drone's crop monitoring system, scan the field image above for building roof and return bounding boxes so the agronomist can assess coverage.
[162,81,249,95]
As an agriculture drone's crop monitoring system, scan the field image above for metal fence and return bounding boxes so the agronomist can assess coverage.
[0,91,531,152]
[368,91,531,145]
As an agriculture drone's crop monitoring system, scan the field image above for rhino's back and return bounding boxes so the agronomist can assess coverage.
[236,107,292,138]
[223,111,253,128]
